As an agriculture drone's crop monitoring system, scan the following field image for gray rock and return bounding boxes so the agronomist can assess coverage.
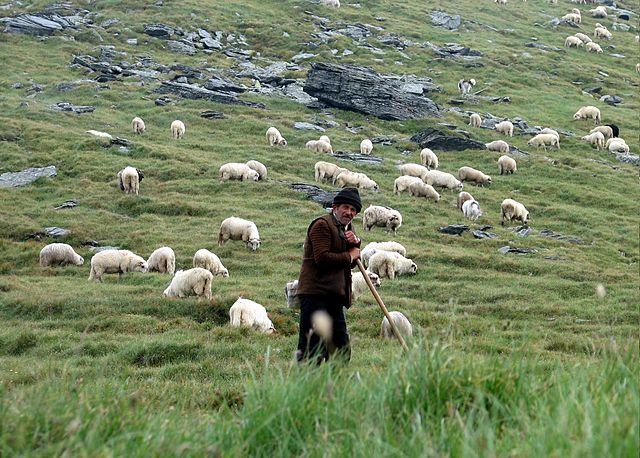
[143,23,174,38]
[0,13,81,36]
[525,42,563,52]
[118,146,130,154]
[201,36,222,49]
[45,227,70,238]
[0,165,57,188]
[12,82,23,89]
[473,230,497,239]
[126,38,137,45]
[49,102,95,114]
[615,153,640,166]
[200,110,225,119]
[609,53,625,58]
[513,226,533,237]
[203,76,246,93]
[411,127,485,151]
[290,183,337,208]
[423,42,482,60]
[292,52,316,62]
[539,229,583,244]
[499,246,537,255]
[430,11,461,30]
[600,95,623,105]
[167,40,197,55]
[101,18,119,28]
[401,83,425,95]
[371,135,395,145]
[439,224,470,236]
[342,49,354,56]
[294,122,325,132]
[155,96,172,106]
[54,200,78,210]
[155,81,265,108]
[331,152,383,165]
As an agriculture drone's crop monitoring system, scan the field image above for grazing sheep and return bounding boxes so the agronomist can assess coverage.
[306,140,333,154]
[362,205,403,233]
[457,191,475,210]
[586,42,603,53]
[218,217,261,251]
[117,166,144,195]
[498,155,517,175]
[89,249,148,282]
[589,6,607,17]
[469,113,482,128]
[321,0,340,7]
[562,13,582,24]
[131,117,145,135]
[39,243,84,267]
[495,120,514,137]
[285,280,300,308]
[171,120,185,139]
[399,163,430,182]
[458,166,492,186]
[462,199,483,221]
[351,270,381,301]
[147,247,176,275]
[381,311,413,339]
[86,130,113,142]
[606,138,630,154]
[315,161,348,184]
[368,251,417,280]
[500,199,530,226]
[636,63,640,74]
[193,249,228,277]
[590,125,613,139]
[420,148,439,169]
[335,171,378,191]
[393,175,423,195]
[229,298,275,333]
[219,163,260,182]
[361,241,407,267]
[495,0,507,4]
[360,139,373,155]
[573,106,601,124]
[486,140,510,153]
[540,128,560,139]
[423,170,464,191]
[266,126,287,146]
[565,36,584,48]
[581,131,606,150]
[245,160,267,181]
[528,133,560,149]
[162,268,213,300]
[319,135,331,145]
[594,26,612,40]
[458,78,476,95]
[408,181,441,202]
[573,33,592,43]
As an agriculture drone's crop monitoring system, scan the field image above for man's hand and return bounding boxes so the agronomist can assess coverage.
[344,230,360,246]
[348,247,360,262]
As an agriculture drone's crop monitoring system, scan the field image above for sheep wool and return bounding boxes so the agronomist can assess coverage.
[362,205,403,233]
[163,268,213,300]
[219,163,260,182]
[360,241,407,267]
[498,155,517,175]
[458,166,492,186]
[360,139,373,155]
[89,249,148,282]
[245,160,267,181]
[420,148,439,170]
[368,251,417,280]
[351,271,381,301]
[193,249,229,277]
[500,199,530,226]
[266,127,287,146]
[147,247,176,275]
[381,311,413,339]
[171,120,185,139]
[131,117,145,135]
[218,217,261,251]
[485,140,510,153]
[39,243,84,267]
[229,298,275,333]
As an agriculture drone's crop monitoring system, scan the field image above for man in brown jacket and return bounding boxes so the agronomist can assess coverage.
[296,187,362,364]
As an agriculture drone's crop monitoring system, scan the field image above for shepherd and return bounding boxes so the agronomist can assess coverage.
[295,188,362,364]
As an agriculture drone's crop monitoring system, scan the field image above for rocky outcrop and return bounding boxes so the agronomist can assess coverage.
[0,166,57,188]
[430,11,462,30]
[1,12,85,35]
[290,183,337,208]
[155,81,264,108]
[49,102,96,114]
[411,127,485,151]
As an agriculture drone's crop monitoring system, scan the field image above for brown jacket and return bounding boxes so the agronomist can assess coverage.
[297,213,360,307]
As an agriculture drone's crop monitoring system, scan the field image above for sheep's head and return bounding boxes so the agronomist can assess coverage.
[250,171,259,182]
[75,255,85,266]
[457,182,464,191]
[469,78,476,86]
[218,268,229,278]
[254,318,275,334]
[247,239,261,251]
[129,257,148,273]
[278,138,287,146]
[522,212,530,225]
[573,112,581,120]
[367,272,381,288]
[485,176,493,185]
[409,262,418,274]
[136,169,144,181]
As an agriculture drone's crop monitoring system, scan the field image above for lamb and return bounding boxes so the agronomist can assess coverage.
[266,126,287,146]
[219,163,259,182]
[581,131,605,150]
[486,140,510,153]
[86,130,113,142]
[500,198,530,226]
[498,155,517,175]
[589,6,607,17]
[218,217,261,251]
[420,148,439,169]
[146,247,176,275]
[573,33,592,43]
[306,140,333,154]
[335,171,378,191]
[229,298,275,333]
[351,271,381,301]
[399,163,430,182]
[594,26,612,40]
[245,160,267,181]
[606,138,630,154]
[284,280,300,308]
[457,191,475,210]
[193,249,229,277]
[171,120,185,139]
[89,249,148,282]
[393,175,422,195]
[540,128,560,139]
[117,166,144,195]
[527,133,560,149]
[162,268,213,300]
[381,311,413,339]
[423,170,464,191]
[590,125,614,139]
[360,139,373,155]
[360,241,407,267]
[458,78,476,95]
[462,199,483,221]
[319,135,331,145]
[368,251,417,280]
[469,113,482,128]
[458,166,492,186]
[586,42,603,53]
[362,205,403,233]
[39,243,84,267]
[315,161,348,184]
[565,36,584,48]
[131,117,145,135]
[408,181,440,202]
[495,120,514,137]
[573,106,601,124]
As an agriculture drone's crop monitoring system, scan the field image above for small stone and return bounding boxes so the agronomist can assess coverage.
[292,52,316,62]
[44,227,70,238]
[126,38,138,45]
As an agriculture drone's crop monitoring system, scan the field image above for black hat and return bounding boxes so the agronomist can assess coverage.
[333,187,362,213]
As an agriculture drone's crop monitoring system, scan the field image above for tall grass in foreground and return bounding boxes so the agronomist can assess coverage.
[2,341,636,456]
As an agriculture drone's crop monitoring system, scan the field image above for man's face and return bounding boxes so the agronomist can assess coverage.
[333,204,358,226]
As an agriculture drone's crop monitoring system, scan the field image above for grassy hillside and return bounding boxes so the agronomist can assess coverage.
[0,0,638,455]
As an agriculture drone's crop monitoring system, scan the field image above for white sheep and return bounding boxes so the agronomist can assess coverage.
[495,0,507,4]
[589,6,607,17]
[498,155,517,175]
[393,175,422,195]
[469,113,482,128]
[607,138,630,154]
[458,166,492,186]
[562,13,582,24]
[399,163,430,182]
[408,181,440,202]
[131,117,145,135]
[500,198,530,226]
[219,163,259,182]
[89,249,148,282]
[362,205,403,233]
[315,161,348,184]
[594,26,612,40]
[171,120,185,139]
[284,280,300,308]
[574,33,592,43]
[573,106,601,124]
[462,199,483,221]
[368,251,417,280]
[540,128,560,139]
[457,191,475,210]
[486,140,510,153]
[585,42,603,53]
[147,247,176,275]
[351,270,381,301]
[321,0,340,7]
[495,120,514,137]
[565,36,584,48]
[527,133,560,149]
[218,217,261,251]
[360,139,373,155]
[245,160,267,181]
[229,298,275,333]
[590,125,613,139]
[423,170,464,191]
[193,249,229,277]
[306,140,333,154]
[581,131,605,150]
[335,171,378,191]
[637,63,640,74]
[162,267,213,300]
[361,241,407,267]
[319,135,331,145]
[39,243,84,267]
[117,166,144,195]
[266,126,287,146]
[458,78,476,95]
[420,148,439,169]
[381,311,413,339]
[86,130,113,142]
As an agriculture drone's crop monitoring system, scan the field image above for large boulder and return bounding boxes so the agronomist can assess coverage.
[155,81,264,108]
[0,166,57,188]
[410,127,485,151]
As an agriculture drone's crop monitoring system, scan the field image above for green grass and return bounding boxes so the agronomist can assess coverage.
[1,0,638,455]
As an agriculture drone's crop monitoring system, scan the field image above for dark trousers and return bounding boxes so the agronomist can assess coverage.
[296,295,351,364]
